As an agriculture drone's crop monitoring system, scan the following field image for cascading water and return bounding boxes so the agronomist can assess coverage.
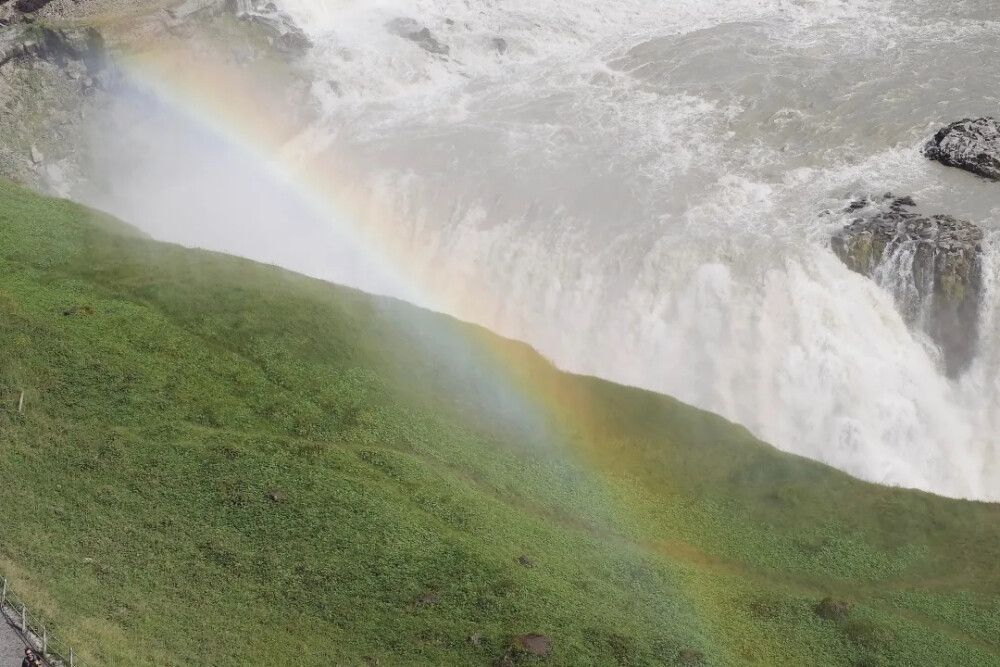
[82,0,1000,499]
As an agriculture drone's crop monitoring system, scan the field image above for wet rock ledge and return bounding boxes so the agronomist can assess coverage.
[924,117,1000,181]
[831,194,984,377]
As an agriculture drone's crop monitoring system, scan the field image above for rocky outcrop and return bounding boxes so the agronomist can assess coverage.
[14,0,55,13]
[169,0,224,22]
[0,18,105,69]
[924,117,1000,181]
[831,194,984,377]
[39,26,106,71]
[0,22,112,189]
[0,24,26,64]
[0,0,313,190]
[385,17,449,56]
[230,0,311,54]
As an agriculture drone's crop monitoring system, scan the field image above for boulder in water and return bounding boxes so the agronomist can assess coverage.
[229,0,312,54]
[924,117,1000,181]
[830,194,984,377]
[255,13,311,53]
[385,17,449,56]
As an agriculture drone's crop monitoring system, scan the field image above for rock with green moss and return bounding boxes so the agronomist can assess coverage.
[831,194,984,377]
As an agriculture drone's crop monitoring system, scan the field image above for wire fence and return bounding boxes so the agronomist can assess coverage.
[0,575,88,667]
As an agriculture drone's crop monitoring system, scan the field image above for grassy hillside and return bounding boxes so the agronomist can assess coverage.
[2,179,1000,666]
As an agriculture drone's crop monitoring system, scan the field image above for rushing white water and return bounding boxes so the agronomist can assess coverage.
[83,0,1000,498]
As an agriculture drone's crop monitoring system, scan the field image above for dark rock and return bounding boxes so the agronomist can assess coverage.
[14,0,53,13]
[831,196,984,377]
[493,37,508,54]
[814,597,850,623]
[677,649,705,665]
[41,28,106,72]
[925,117,1000,181]
[512,633,552,657]
[385,17,449,56]
[265,488,287,502]
[0,25,105,71]
[517,554,534,568]
[272,25,311,53]
[234,3,312,54]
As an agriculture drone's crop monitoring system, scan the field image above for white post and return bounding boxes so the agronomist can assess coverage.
[70,647,74,667]
[17,391,24,414]
[42,625,47,654]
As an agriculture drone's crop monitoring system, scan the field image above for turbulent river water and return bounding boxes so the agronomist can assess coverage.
[83,0,1000,499]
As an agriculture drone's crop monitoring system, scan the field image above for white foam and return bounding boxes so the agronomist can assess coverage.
[263,0,1000,500]
[79,0,1000,499]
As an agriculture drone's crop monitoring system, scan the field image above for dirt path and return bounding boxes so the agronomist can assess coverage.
[0,614,29,667]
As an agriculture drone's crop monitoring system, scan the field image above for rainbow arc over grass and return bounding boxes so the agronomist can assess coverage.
[121,42,604,454]
[119,38,730,652]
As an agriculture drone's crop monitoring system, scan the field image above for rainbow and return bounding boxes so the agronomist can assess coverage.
[118,40,594,452]
[115,35,728,658]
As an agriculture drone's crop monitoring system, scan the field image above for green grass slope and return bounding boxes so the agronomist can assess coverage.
[2,179,1000,666]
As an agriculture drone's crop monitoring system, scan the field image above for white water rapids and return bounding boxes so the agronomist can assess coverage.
[80,0,1000,499]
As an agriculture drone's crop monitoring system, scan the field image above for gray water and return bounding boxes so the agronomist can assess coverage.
[81,0,1000,499]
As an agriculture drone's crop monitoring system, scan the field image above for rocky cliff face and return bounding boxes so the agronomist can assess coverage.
[0,25,112,190]
[831,194,984,377]
[0,0,311,193]
[924,117,1000,181]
